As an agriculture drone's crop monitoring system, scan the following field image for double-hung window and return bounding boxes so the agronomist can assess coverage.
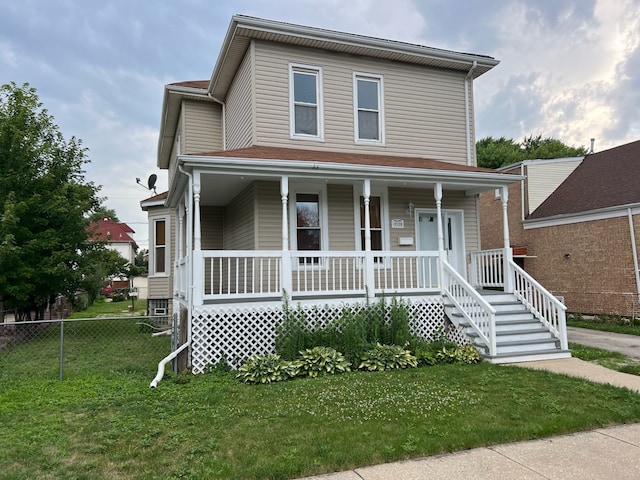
[152,218,168,276]
[290,64,323,140]
[354,73,384,144]
[295,193,321,264]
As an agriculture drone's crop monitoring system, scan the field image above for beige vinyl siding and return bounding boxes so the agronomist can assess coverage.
[387,188,478,252]
[328,184,356,250]
[225,45,254,150]
[223,183,255,249]
[253,41,469,164]
[527,159,582,214]
[182,100,223,154]
[255,181,282,249]
[201,206,224,249]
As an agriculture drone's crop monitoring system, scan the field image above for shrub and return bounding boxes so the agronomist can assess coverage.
[358,343,418,372]
[295,346,351,377]
[236,354,298,384]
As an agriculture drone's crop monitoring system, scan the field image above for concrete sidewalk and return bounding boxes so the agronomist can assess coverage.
[299,423,640,479]
[298,358,640,479]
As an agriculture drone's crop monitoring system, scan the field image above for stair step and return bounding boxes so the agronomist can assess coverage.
[495,338,560,354]
[484,349,572,364]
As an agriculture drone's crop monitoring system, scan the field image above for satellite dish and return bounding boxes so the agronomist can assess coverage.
[147,174,157,192]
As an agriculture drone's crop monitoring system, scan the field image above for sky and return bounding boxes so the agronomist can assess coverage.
[2,0,639,249]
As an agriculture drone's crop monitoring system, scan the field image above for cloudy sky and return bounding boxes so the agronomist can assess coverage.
[2,0,639,248]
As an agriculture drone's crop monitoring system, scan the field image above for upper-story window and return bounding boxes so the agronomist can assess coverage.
[290,64,324,140]
[353,73,384,144]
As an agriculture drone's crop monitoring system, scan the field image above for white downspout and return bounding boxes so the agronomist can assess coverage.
[150,163,194,388]
[628,208,640,302]
[465,61,478,166]
[208,94,226,150]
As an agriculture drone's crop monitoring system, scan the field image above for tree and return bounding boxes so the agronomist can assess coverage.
[0,82,102,321]
[88,206,120,223]
[477,135,587,169]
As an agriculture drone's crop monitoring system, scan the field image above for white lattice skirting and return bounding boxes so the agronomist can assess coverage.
[190,296,467,374]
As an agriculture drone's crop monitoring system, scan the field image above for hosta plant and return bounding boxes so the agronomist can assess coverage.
[236,354,298,384]
[358,343,418,372]
[295,346,351,377]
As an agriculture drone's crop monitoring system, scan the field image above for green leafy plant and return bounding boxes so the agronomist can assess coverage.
[236,354,298,384]
[295,346,351,377]
[359,343,418,371]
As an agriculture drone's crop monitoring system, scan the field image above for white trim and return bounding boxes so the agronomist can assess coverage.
[524,204,640,229]
[289,63,324,141]
[352,185,390,253]
[289,183,329,267]
[353,72,385,145]
[149,215,171,277]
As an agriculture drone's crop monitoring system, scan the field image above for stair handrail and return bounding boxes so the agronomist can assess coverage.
[442,260,497,356]
[509,259,568,350]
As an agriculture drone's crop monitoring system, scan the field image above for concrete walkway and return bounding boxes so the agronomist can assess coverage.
[297,356,640,480]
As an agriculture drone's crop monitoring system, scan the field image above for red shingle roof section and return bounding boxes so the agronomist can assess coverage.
[187,146,496,174]
[170,80,208,89]
[88,217,136,243]
[529,139,640,219]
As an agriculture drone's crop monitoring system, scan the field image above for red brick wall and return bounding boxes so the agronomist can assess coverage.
[524,215,640,316]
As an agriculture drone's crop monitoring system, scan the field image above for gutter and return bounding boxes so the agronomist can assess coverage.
[207,94,226,150]
[465,61,477,166]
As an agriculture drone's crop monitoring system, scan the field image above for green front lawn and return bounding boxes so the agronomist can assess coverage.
[567,315,640,336]
[2,362,640,479]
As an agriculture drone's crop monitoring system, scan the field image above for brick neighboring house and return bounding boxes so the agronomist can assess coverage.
[480,140,640,316]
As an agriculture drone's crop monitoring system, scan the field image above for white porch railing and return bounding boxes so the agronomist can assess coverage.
[511,261,568,350]
[442,259,497,356]
[469,248,504,288]
[189,250,441,302]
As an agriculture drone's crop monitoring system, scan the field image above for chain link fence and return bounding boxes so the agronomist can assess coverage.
[0,315,174,381]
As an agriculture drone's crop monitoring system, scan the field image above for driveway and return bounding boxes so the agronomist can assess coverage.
[567,326,640,359]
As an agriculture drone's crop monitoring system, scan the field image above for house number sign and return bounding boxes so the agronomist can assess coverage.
[391,219,404,228]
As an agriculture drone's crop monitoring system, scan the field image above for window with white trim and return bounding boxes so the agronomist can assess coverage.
[290,185,328,265]
[354,188,388,262]
[151,218,168,276]
[354,73,384,144]
[290,64,323,140]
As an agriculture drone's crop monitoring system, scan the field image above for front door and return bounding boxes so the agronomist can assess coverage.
[417,209,466,278]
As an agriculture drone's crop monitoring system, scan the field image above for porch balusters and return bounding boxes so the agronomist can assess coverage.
[363,179,375,298]
[280,176,293,297]
[501,185,514,293]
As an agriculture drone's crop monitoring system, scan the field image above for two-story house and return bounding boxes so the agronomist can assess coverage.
[148,15,570,377]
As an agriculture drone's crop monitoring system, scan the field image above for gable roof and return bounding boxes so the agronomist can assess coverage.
[528,140,640,219]
[210,15,499,100]
[88,217,136,244]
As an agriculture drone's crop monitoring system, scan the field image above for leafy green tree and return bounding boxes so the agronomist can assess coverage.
[88,206,120,223]
[0,82,102,320]
[477,135,587,169]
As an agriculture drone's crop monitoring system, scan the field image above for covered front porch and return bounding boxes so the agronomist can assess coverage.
[167,148,569,370]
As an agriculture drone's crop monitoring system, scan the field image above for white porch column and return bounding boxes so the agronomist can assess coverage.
[363,179,375,298]
[435,183,446,291]
[178,202,185,259]
[192,172,203,305]
[280,176,292,298]
[501,185,514,293]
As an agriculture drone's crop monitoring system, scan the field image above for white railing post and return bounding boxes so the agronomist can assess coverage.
[363,179,375,298]
[434,183,446,292]
[192,251,203,306]
[501,186,514,293]
[280,176,292,297]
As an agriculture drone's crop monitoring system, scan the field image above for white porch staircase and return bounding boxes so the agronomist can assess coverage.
[446,290,572,363]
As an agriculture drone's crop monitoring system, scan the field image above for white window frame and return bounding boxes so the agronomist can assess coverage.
[150,216,170,277]
[289,183,329,269]
[353,186,390,264]
[289,63,324,141]
[353,72,385,145]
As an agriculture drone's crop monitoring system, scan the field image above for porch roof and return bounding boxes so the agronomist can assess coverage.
[169,146,522,206]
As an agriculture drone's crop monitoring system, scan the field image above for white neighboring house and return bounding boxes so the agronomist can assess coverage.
[88,216,138,264]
